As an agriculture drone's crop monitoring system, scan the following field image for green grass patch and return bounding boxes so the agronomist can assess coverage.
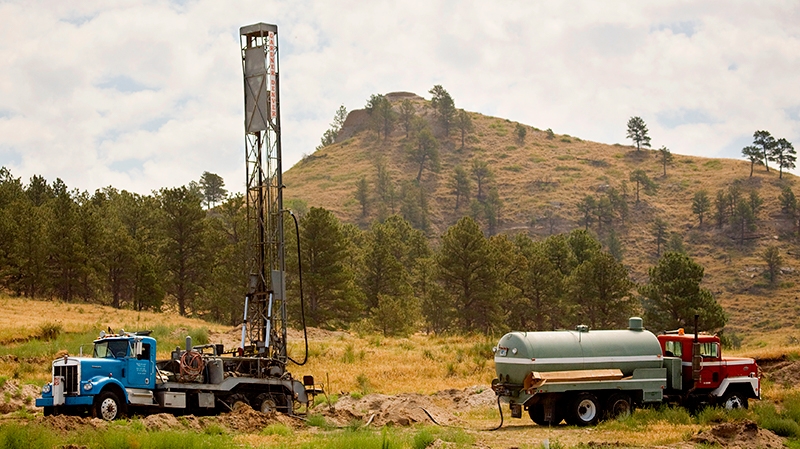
[313,392,339,408]
[306,413,335,430]
[261,422,294,437]
[703,160,723,170]
[0,424,242,449]
[555,154,573,161]
[501,165,523,172]
[554,166,581,172]
[342,343,365,364]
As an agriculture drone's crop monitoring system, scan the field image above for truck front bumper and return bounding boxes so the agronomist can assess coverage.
[36,395,94,408]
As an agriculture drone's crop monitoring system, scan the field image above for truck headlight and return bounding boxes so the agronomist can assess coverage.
[83,381,93,391]
[42,383,51,394]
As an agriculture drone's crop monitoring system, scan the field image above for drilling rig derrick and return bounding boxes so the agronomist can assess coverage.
[240,23,287,371]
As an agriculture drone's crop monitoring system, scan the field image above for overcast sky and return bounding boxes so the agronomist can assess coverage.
[1,1,799,196]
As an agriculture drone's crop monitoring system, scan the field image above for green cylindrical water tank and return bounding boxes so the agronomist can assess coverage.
[494,318,663,384]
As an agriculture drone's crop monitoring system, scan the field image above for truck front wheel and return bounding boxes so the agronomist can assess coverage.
[93,391,124,420]
[720,390,748,410]
[567,393,600,426]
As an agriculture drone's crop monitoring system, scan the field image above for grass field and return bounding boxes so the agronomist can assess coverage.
[3,294,800,448]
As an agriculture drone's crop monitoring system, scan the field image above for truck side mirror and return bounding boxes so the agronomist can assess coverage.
[134,340,143,357]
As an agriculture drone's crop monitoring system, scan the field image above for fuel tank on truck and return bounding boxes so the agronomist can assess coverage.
[494,317,664,385]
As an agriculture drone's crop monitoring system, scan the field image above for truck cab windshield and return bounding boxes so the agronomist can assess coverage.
[93,340,130,359]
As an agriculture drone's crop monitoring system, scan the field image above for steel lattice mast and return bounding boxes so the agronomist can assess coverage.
[240,23,287,365]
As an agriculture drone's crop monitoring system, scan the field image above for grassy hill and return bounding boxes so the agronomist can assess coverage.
[284,92,799,343]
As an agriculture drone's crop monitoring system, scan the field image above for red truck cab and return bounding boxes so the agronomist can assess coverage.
[657,331,760,408]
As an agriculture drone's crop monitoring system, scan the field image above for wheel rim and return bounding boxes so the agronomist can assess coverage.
[611,399,631,417]
[100,398,118,420]
[260,399,277,414]
[724,396,744,409]
[577,399,597,422]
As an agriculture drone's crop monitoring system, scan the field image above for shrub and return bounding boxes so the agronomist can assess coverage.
[37,322,63,341]
[356,373,372,395]
[189,327,209,345]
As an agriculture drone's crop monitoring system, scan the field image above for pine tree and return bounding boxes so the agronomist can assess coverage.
[658,146,673,176]
[429,85,456,136]
[626,116,651,151]
[399,99,416,139]
[568,252,636,329]
[629,169,657,203]
[691,190,710,226]
[199,172,227,209]
[159,185,208,316]
[640,252,727,333]
[299,207,361,328]
[455,109,474,150]
[436,217,500,333]
[448,165,472,211]
[741,145,763,177]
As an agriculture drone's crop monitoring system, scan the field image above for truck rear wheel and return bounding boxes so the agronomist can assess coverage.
[567,393,600,426]
[605,393,632,420]
[256,393,278,414]
[93,391,124,421]
[528,404,546,426]
[227,394,250,411]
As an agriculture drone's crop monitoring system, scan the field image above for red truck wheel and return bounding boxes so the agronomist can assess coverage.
[721,391,748,410]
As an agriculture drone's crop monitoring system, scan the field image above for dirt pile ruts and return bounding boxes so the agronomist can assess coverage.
[691,420,783,448]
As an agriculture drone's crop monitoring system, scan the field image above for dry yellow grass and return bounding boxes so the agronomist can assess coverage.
[0,296,228,344]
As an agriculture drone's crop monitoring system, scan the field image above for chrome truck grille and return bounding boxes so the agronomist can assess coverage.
[53,358,80,395]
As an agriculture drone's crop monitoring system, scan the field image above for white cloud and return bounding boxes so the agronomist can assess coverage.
[1,0,799,195]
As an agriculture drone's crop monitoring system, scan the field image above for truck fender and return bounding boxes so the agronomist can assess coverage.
[89,377,130,403]
[710,377,760,399]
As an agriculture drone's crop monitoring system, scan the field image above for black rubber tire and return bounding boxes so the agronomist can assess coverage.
[567,393,601,426]
[227,393,250,411]
[255,393,278,414]
[43,406,54,416]
[93,391,124,421]
[720,390,748,410]
[528,403,547,426]
[605,393,632,420]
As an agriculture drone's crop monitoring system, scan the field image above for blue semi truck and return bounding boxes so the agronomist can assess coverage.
[36,330,315,420]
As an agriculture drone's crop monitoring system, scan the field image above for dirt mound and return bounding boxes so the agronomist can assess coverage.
[0,380,41,414]
[141,413,185,431]
[691,420,784,448]
[762,360,800,386]
[211,404,302,431]
[33,415,107,433]
[320,393,463,427]
[433,386,496,410]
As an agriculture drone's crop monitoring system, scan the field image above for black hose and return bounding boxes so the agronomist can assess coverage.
[286,210,308,366]
[490,394,504,431]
